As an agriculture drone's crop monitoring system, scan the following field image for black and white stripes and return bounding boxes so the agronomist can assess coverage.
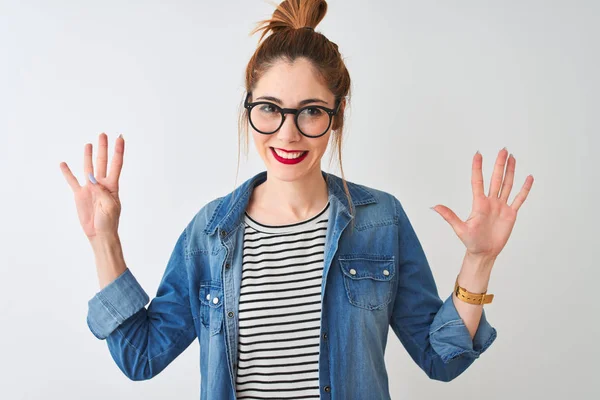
[235,201,330,400]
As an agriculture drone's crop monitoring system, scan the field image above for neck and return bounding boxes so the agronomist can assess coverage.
[252,168,329,220]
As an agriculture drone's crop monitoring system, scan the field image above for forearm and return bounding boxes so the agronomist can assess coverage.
[90,234,128,290]
[452,251,495,340]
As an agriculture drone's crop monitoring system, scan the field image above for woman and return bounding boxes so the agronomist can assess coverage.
[60,0,533,399]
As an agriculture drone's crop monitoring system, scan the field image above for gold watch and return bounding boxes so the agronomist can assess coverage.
[454,275,494,305]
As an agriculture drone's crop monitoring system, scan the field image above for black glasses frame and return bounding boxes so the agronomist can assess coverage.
[244,91,342,138]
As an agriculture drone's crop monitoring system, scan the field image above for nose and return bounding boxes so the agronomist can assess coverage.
[276,112,302,142]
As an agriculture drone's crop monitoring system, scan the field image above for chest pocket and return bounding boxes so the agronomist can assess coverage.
[339,254,395,310]
[199,282,224,336]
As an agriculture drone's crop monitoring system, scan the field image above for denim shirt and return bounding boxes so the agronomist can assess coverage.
[87,170,497,399]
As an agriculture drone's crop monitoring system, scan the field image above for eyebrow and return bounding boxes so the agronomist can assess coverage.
[255,95,329,107]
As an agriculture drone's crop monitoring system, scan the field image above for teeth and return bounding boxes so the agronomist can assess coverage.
[273,148,306,159]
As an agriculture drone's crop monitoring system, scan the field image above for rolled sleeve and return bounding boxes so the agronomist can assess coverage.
[87,268,150,340]
[429,293,497,364]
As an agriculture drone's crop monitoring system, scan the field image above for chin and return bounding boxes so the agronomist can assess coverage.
[265,157,319,183]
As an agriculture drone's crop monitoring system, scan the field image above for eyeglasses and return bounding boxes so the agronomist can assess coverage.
[244,91,342,138]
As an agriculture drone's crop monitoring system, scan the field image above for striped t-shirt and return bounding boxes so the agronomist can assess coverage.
[235,200,330,400]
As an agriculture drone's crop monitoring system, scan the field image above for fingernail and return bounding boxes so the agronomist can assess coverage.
[476,150,480,155]
[118,133,123,139]
[88,172,97,184]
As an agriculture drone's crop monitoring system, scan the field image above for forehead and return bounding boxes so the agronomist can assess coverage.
[253,57,333,105]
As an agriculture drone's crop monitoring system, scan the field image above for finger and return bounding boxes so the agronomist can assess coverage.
[89,176,110,194]
[96,132,108,178]
[432,205,466,238]
[471,151,484,198]
[499,154,515,202]
[88,176,117,205]
[59,162,81,192]
[108,134,124,183]
[488,147,509,198]
[510,175,534,212]
[83,142,94,181]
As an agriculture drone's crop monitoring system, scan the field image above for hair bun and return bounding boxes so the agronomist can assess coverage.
[250,0,327,43]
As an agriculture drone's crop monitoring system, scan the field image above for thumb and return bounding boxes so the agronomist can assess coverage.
[431,204,465,237]
[87,173,121,213]
[87,173,111,197]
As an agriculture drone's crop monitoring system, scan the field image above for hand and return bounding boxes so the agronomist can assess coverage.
[431,148,534,261]
[59,133,125,241]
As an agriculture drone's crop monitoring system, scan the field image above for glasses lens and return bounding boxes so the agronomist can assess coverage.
[249,104,331,137]
[249,104,281,134]
[298,107,331,137]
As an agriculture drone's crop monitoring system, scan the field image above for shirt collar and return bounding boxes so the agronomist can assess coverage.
[204,170,376,238]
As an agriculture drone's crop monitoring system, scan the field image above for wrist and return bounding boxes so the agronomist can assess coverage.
[90,233,121,250]
[464,251,496,269]
[90,234,127,290]
[458,252,495,293]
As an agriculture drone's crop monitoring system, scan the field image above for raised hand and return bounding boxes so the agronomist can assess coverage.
[431,147,534,261]
[60,133,125,241]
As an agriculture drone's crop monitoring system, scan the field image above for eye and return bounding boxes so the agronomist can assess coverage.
[303,107,323,116]
[258,104,278,114]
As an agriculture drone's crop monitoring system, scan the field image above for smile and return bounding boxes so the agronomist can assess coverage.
[270,147,309,164]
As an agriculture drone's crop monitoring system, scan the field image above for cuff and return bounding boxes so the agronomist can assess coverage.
[429,293,497,364]
[86,268,149,340]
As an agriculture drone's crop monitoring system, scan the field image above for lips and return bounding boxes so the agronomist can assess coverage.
[270,147,309,165]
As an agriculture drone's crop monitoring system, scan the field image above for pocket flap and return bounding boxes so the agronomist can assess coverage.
[339,255,395,281]
[199,282,224,308]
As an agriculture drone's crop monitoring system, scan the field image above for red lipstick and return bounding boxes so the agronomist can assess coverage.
[270,147,309,165]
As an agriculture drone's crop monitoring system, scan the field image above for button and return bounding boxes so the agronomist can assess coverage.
[383,269,390,276]
[225,262,230,269]
[228,311,234,318]
[349,268,356,275]
[212,297,219,304]
[206,294,211,300]
[220,230,227,238]
[322,332,328,340]
[324,385,331,392]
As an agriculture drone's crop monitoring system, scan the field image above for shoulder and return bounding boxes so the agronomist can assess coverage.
[180,196,225,254]
[329,175,404,229]
[188,196,225,232]
[350,179,397,206]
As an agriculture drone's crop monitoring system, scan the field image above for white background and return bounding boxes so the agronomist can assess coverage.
[1,0,598,398]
